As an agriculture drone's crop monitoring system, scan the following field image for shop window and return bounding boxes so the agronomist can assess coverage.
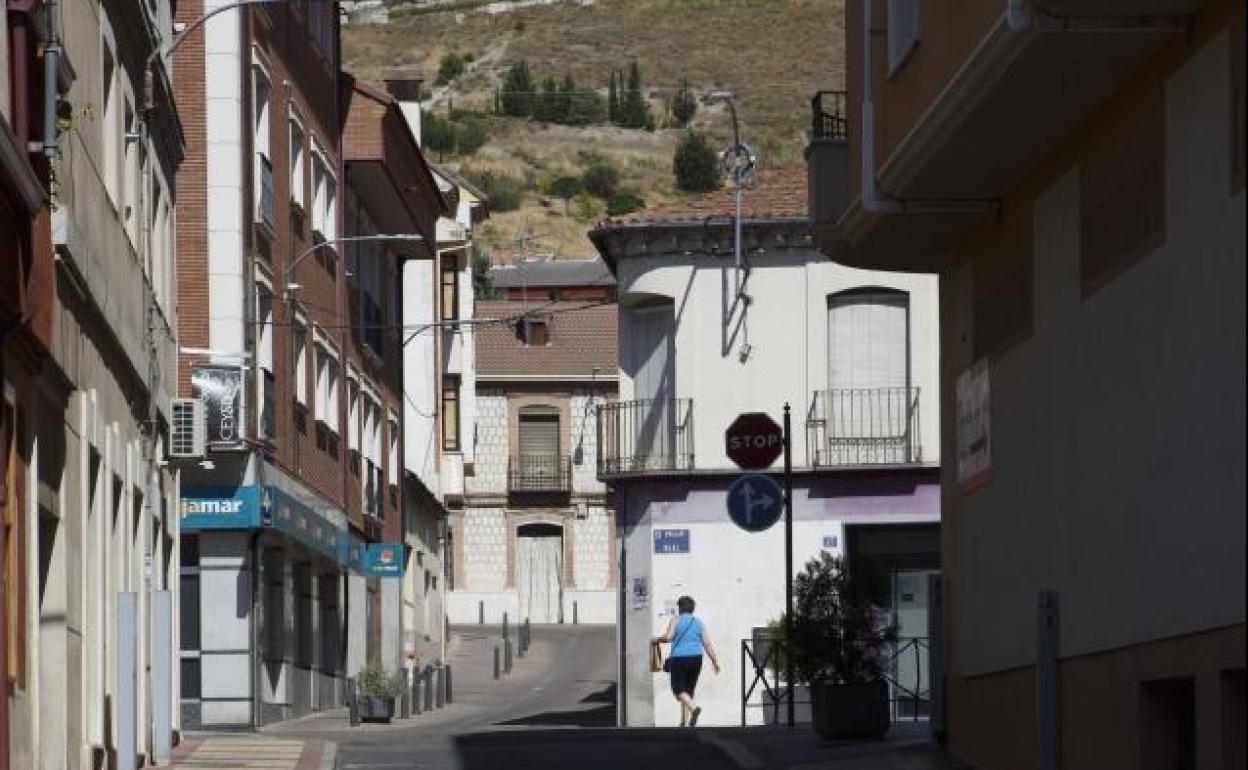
[442,377,461,452]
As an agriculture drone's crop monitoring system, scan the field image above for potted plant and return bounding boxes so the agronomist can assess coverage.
[355,661,406,723]
[788,552,897,740]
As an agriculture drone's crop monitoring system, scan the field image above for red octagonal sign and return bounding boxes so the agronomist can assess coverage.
[725,412,784,469]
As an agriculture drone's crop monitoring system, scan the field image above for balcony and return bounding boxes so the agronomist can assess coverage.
[806,90,851,232]
[508,454,572,494]
[597,399,695,478]
[807,388,922,467]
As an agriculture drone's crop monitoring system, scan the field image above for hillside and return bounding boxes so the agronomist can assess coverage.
[342,0,845,259]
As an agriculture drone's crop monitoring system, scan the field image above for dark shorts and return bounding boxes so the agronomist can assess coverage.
[668,656,703,697]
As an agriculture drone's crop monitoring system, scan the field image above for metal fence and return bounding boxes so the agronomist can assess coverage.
[596,398,694,476]
[807,387,921,466]
[508,454,572,493]
[740,635,931,726]
[811,90,849,140]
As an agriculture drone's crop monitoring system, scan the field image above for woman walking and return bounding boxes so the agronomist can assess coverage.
[657,596,721,727]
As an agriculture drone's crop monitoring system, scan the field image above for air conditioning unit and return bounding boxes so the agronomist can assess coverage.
[170,398,206,459]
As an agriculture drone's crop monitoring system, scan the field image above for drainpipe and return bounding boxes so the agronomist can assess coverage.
[42,0,60,157]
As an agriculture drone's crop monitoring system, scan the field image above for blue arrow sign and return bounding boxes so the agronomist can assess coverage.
[727,474,783,532]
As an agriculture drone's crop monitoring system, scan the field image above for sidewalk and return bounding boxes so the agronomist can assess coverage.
[169,735,335,770]
[692,722,969,769]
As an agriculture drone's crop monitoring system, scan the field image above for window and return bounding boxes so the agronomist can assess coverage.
[289,113,306,209]
[441,260,459,321]
[252,65,273,230]
[441,377,461,452]
[518,405,560,481]
[314,335,339,432]
[387,412,400,493]
[123,99,140,245]
[3,397,25,689]
[827,290,909,391]
[887,0,921,76]
[292,315,308,407]
[311,147,337,244]
[101,24,120,208]
[255,278,275,440]
[518,318,549,346]
[308,2,335,63]
[347,373,361,471]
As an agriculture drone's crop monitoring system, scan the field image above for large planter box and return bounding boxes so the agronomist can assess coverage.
[810,679,890,740]
[358,695,396,723]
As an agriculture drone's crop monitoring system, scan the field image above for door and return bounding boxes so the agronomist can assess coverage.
[629,304,675,469]
[891,569,937,719]
[516,523,563,624]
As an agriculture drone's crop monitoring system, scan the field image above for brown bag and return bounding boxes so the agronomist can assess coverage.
[649,640,663,673]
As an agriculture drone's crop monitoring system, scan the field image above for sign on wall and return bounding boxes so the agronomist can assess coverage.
[653,529,690,554]
[192,365,245,448]
[956,358,991,492]
[362,543,405,578]
[180,486,261,530]
[632,576,650,610]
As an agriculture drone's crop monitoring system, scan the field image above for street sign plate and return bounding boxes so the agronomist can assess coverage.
[727,473,784,532]
[654,529,690,554]
[725,412,784,469]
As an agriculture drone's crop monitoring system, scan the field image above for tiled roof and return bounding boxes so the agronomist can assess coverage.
[490,258,616,289]
[475,300,617,378]
[602,167,808,227]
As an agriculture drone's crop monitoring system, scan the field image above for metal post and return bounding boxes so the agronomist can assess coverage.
[348,678,360,726]
[573,600,579,625]
[479,600,484,625]
[1037,590,1060,770]
[504,639,513,674]
[153,591,173,764]
[503,611,509,641]
[493,646,500,680]
[436,666,446,708]
[783,403,795,728]
[400,671,412,719]
[117,593,138,770]
[445,664,453,704]
[424,668,435,711]
[412,671,423,715]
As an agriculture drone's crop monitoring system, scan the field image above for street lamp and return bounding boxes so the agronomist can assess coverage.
[283,234,424,298]
[705,90,756,305]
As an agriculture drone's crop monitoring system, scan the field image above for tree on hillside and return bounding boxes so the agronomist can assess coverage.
[472,244,494,300]
[619,61,650,129]
[607,70,620,124]
[562,75,605,125]
[435,51,466,86]
[547,175,582,214]
[581,162,620,199]
[534,75,561,122]
[500,61,535,117]
[671,78,698,127]
[673,130,721,192]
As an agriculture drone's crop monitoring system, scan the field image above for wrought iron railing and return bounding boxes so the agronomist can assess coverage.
[740,635,931,726]
[811,90,848,141]
[508,454,572,493]
[807,387,921,466]
[596,398,695,477]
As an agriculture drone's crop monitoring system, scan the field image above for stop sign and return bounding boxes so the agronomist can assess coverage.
[725,412,784,469]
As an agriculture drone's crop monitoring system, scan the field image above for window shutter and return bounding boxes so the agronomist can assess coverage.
[887,0,921,76]
[828,292,909,390]
[519,409,560,459]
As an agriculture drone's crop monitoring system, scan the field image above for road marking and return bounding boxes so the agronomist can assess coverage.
[695,732,765,769]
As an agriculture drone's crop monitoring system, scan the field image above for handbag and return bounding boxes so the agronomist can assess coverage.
[649,640,663,673]
[661,616,692,673]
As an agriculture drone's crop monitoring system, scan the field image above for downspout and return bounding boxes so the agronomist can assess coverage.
[859,0,900,215]
[42,0,60,158]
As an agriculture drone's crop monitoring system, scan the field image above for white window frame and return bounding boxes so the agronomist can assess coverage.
[100,16,121,209]
[387,411,400,493]
[255,271,275,440]
[313,329,340,433]
[346,368,361,457]
[122,94,140,246]
[292,313,308,406]
[289,109,307,211]
[887,0,921,76]
[252,61,272,227]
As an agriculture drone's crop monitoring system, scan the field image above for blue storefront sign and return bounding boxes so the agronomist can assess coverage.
[654,529,690,554]
[180,486,262,530]
[362,543,405,577]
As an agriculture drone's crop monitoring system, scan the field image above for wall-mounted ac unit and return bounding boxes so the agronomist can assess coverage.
[170,398,206,459]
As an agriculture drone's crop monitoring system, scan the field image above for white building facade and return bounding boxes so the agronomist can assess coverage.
[589,171,941,728]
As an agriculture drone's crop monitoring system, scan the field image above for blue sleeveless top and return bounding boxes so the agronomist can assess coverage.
[670,614,704,658]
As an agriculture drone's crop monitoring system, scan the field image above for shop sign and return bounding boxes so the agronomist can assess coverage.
[180,486,261,530]
[956,359,991,492]
[192,365,245,448]
[362,543,405,578]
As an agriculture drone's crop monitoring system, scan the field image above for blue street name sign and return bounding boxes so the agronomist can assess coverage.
[654,529,690,554]
[727,474,784,532]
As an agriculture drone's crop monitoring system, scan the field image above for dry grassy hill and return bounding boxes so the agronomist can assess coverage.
[343,0,845,259]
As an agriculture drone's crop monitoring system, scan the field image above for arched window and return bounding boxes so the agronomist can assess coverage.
[827,288,909,391]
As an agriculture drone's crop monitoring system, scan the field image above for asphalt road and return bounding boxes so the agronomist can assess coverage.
[326,624,737,770]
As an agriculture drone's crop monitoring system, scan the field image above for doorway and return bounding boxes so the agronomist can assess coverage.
[516,523,563,624]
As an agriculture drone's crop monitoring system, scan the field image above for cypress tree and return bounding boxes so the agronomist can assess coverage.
[607,70,619,124]
[621,61,649,129]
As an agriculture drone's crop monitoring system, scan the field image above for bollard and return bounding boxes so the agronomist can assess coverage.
[493,645,500,680]
[479,600,484,625]
[574,600,579,625]
[445,664,453,704]
[436,666,446,708]
[505,639,513,674]
[412,672,423,715]
[517,631,526,659]
[424,668,435,712]
[347,678,361,727]
[523,619,531,652]
[503,612,509,642]
[400,672,412,719]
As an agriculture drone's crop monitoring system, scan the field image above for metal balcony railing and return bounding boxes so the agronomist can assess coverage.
[508,454,572,493]
[807,387,921,466]
[597,398,695,477]
[258,154,276,234]
[811,90,848,141]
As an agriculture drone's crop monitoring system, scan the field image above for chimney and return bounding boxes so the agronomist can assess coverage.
[384,68,424,147]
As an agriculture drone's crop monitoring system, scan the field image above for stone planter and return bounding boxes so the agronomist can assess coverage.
[810,679,890,740]
[358,695,396,723]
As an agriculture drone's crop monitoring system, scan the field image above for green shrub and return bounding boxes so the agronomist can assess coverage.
[546,175,582,213]
[460,168,524,212]
[671,78,698,126]
[606,191,645,216]
[581,162,621,199]
[572,193,601,222]
[356,662,406,698]
[435,51,466,86]
[673,130,720,193]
